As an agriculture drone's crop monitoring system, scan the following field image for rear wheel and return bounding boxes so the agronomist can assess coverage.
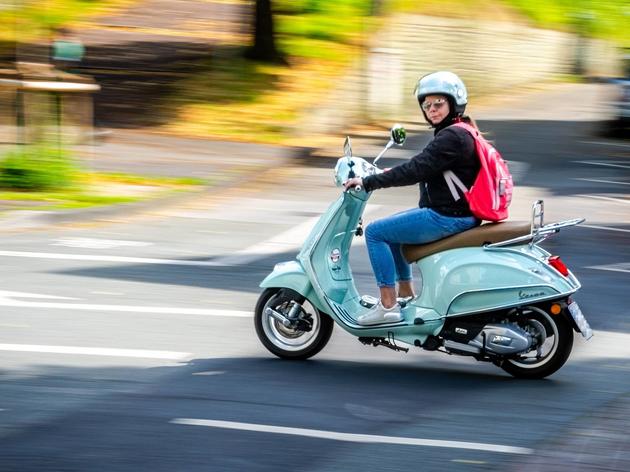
[254,288,333,360]
[499,305,573,379]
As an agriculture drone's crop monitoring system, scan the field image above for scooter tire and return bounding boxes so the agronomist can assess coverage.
[499,307,574,379]
[255,288,334,360]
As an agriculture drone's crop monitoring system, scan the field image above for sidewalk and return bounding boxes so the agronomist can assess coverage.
[0,132,302,231]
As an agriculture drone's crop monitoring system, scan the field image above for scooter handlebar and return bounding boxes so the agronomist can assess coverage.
[344,184,362,193]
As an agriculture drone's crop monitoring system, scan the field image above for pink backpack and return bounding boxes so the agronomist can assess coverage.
[443,121,513,222]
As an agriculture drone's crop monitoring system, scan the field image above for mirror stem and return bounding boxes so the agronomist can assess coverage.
[373,140,393,166]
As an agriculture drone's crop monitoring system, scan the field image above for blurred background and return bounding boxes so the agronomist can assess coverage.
[0,0,628,149]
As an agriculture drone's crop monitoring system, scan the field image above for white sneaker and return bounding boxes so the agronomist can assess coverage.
[357,301,402,326]
[359,295,379,308]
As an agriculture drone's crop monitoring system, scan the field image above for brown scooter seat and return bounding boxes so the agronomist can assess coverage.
[402,221,532,263]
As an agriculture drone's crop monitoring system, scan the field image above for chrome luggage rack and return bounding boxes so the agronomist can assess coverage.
[487,200,585,248]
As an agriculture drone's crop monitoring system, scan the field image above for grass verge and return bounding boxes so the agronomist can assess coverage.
[0,171,206,211]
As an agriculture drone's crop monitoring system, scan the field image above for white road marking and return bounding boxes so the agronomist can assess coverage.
[451,460,487,465]
[169,418,532,455]
[210,204,381,266]
[210,216,320,266]
[0,344,190,360]
[576,194,630,205]
[580,224,630,234]
[90,291,125,296]
[573,178,630,186]
[586,263,630,274]
[0,250,225,267]
[0,205,379,268]
[573,160,630,170]
[0,290,78,300]
[192,371,225,376]
[170,198,331,223]
[0,290,252,317]
[0,323,30,328]
[580,141,630,149]
[52,238,153,249]
[572,330,630,361]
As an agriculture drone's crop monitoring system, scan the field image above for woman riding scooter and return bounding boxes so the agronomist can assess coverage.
[343,71,487,326]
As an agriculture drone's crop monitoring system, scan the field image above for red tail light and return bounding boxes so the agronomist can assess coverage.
[548,256,569,276]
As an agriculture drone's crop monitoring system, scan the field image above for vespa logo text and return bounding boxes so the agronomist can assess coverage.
[519,290,545,300]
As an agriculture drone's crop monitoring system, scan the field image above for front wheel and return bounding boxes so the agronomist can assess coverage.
[499,305,574,379]
[254,288,333,360]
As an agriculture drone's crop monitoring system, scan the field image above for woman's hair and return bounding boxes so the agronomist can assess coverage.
[459,114,479,130]
[458,113,494,142]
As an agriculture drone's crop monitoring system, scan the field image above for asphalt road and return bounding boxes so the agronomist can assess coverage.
[1,92,629,470]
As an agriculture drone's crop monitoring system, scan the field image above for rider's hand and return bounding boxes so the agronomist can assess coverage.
[343,177,363,192]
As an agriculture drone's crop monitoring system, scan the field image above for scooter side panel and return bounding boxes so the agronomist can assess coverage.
[259,260,328,314]
[302,192,366,305]
[415,246,578,316]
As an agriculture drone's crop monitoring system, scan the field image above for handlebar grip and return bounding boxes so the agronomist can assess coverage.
[354,185,362,192]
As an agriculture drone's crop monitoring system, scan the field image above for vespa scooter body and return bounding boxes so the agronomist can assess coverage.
[260,179,581,347]
[256,130,592,378]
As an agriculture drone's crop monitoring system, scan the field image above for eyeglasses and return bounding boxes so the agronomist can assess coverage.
[421,98,447,112]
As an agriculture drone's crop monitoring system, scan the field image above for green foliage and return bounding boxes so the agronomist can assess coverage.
[385,0,629,46]
[502,0,630,45]
[276,0,373,46]
[0,0,128,43]
[0,145,79,191]
[276,0,373,16]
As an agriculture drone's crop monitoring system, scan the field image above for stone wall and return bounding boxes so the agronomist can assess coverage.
[309,14,623,130]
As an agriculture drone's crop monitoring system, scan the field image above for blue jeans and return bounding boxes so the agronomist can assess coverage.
[365,208,478,288]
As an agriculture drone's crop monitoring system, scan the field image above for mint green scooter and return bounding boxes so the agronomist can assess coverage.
[255,126,592,379]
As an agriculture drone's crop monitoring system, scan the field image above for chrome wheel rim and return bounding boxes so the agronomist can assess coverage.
[262,295,321,352]
[506,306,559,369]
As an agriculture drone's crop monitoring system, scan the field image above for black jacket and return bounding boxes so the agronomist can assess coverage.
[363,122,480,217]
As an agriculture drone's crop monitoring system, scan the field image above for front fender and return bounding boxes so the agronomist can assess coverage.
[259,260,327,314]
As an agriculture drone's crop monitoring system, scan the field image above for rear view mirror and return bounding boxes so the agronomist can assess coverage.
[391,124,406,145]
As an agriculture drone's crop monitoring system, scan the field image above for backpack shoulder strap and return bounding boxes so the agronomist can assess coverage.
[451,121,481,138]
[443,169,468,201]
[442,121,482,202]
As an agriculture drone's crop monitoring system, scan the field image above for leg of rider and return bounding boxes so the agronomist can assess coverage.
[390,242,415,298]
[398,280,416,299]
[378,286,397,309]
[366,207,478,306]
[365,220,398,309]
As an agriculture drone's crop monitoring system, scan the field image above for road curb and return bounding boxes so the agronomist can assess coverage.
[0,145,310,231]
[0,186,210,231]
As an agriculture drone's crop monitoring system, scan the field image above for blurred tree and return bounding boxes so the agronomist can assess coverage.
[246,0,285,63]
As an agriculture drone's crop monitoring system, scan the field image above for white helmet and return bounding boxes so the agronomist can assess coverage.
[414,71,468,116]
